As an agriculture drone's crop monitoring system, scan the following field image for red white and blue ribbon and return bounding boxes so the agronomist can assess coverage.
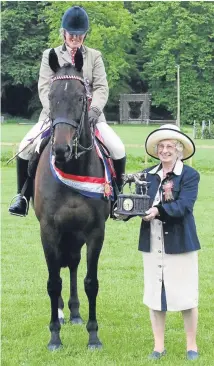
[50,139,114,200]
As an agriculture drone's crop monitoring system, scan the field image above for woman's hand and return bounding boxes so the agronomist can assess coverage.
[142,207,159,221]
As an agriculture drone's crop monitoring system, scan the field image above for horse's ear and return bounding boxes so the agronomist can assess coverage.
[49,48,60,73]
[74,48,83,72]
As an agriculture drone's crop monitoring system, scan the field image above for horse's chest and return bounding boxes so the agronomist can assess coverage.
[54,199,98,232]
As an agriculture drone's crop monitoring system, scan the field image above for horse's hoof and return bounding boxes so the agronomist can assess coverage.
[71,316,84,325]
[87,342,103,350]
[47,343,63,351]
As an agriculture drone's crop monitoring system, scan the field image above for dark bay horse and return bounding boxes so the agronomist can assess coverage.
[34,48,110,350]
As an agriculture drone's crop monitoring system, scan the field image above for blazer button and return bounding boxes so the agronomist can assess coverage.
[158,265,162,268]
[158,236,161,240]
[163,222,166,224]
[165,232,168,234]
[158,250,161,253]
[159,279,162,282]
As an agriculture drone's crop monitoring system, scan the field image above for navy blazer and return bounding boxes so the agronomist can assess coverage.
[138,162,201,254]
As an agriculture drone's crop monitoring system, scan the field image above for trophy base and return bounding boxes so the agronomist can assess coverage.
[116,193,150,216]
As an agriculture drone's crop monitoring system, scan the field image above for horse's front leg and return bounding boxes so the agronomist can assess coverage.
[84,229,104,349]
[68,250,84,324]
[42,231,63,351]
[58,295,65,325]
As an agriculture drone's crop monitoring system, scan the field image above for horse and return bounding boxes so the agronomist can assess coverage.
[33,48,111,350]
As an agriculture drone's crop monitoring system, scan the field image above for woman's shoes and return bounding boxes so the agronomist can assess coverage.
[148,350,166,360]
[148,349,199,361]
[187,350,199,360]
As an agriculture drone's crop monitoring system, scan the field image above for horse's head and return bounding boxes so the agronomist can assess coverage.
[49,48,88,164]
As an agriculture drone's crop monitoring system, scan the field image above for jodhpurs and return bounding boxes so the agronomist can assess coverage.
[18,120,125,160]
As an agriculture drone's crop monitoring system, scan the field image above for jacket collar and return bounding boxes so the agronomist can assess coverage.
[149,159,183,176]
[60,44,86,64]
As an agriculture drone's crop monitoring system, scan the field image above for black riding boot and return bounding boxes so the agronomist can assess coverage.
[8,157,30,217]
[111,156,126,218]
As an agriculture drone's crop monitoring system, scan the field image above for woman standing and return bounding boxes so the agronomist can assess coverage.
[138,124,200,360]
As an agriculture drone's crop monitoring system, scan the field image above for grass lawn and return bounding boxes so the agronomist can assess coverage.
[1,123,214,172]
[1,122,214,365]
[2,167,214,365]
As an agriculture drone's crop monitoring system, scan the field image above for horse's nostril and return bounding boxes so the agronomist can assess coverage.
[54,144,71,161]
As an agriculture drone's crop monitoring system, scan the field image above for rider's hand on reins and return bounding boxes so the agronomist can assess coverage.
[88,107,101,126]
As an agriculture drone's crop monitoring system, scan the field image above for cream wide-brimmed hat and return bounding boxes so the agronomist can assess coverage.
[145,124,195,160]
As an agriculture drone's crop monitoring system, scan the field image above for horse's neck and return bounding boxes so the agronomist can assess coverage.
[65,148,103,178]
[79,123,92,148]
[63,127,103,178]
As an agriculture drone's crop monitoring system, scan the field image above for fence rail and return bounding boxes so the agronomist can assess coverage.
[148,119,176,125]
[193,120,214,139]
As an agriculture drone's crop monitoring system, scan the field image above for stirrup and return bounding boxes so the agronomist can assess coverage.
[9,194,29,217]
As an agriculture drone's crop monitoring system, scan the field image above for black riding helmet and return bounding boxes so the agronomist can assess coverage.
[61,6,89,35]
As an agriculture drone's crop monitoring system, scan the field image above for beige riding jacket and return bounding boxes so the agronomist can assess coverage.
[38,44,109,123]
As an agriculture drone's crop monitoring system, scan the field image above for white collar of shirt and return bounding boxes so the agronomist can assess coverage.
[149,159,184,176]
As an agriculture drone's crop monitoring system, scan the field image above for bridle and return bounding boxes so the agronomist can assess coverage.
[50,74,95,159]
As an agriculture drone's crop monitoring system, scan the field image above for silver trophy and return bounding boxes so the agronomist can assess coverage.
[116,172,150,216]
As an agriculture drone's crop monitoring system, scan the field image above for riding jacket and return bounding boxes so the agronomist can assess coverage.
[38,44,109,123]
[18,44,126,161]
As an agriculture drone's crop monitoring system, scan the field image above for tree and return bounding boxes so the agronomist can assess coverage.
[131,1,214,123]
[1,1,49,116]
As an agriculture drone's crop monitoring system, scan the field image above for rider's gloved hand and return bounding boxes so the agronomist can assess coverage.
[88,107,101,126]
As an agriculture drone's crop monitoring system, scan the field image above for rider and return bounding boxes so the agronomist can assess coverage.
[9,5,126,217]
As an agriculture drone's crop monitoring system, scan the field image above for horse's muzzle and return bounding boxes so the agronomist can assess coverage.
[53,144,71,163]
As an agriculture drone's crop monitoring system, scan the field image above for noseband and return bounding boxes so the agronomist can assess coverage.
[50,74,94,159]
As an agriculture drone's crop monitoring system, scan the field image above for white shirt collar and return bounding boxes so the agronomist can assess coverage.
[149,159,183,176]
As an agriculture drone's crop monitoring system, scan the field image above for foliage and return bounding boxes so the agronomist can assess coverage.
[130,1,214,122]
[194,121,214,139]
[2,1,214,123]
[1,1,49,90]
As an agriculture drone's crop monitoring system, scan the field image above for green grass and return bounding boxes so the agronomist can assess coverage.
[2,167,214,365]
[1,122,214,364]
[1,123,214,173]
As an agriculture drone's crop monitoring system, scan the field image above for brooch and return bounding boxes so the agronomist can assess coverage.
[162,180,174,201]
[103,182,112,197]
